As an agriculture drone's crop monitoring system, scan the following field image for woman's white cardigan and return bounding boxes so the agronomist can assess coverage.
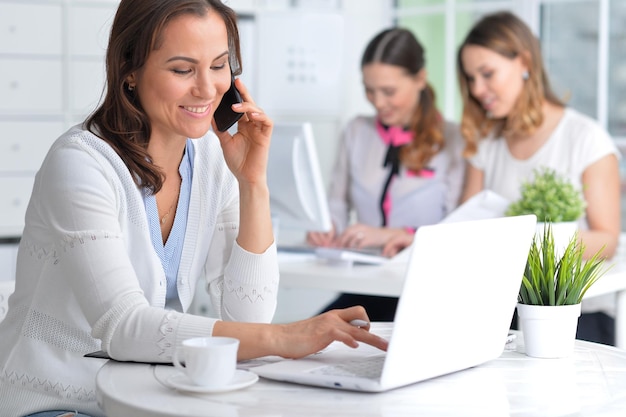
[0,126,279,416]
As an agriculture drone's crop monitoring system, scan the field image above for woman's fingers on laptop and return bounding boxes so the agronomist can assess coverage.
[277,307,386,358]
[348,321,389,352]
[337,306,369,327]
[276,308,367,358]
[338,307,389,352]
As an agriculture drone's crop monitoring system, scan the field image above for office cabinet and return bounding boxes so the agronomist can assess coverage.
[0,0,118,237]
[0,121,60,232]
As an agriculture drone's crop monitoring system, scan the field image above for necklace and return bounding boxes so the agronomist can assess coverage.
[160,202,176,225]
[159,178,181,226]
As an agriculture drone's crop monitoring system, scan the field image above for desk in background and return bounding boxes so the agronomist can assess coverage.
[97,324,626,417]
[278,240,626,349]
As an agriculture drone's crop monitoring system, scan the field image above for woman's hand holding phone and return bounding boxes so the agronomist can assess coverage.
[212,77,273,186]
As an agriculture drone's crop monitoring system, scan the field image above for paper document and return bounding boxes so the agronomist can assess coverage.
[314,247,388,265]
[441,190,511,224]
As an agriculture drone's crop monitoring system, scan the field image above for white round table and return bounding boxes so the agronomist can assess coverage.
[96,329,626,417]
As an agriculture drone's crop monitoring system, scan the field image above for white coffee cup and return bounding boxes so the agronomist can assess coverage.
[173,336,240,387]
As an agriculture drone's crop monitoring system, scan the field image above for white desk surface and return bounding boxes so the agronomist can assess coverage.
[279,245,626,349]
[96,324,626,417]
[278,255,406,297]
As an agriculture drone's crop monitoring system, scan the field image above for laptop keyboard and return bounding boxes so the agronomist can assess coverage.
[310,356,385,379]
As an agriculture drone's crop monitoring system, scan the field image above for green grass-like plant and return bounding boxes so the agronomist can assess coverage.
[506,167,586,222]
[519,224,610,306]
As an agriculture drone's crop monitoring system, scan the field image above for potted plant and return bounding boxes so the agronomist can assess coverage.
[505,167,586,255]
[517,224,609,358]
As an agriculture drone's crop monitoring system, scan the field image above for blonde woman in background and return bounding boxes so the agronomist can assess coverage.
[457,11,621,345]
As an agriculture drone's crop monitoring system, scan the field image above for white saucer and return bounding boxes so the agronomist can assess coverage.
[164,369,258,393]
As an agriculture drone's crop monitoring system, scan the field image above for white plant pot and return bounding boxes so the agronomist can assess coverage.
[535,221,578,257]
[517,303,581,358]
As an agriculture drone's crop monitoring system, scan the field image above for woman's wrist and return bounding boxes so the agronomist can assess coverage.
[238,180,270,199]
[237,182,273,253]
[212,321,279,360]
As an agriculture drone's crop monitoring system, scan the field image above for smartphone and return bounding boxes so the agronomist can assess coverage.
[214,77,243,132]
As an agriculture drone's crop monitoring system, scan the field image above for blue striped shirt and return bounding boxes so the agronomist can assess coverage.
[143,139,195,310]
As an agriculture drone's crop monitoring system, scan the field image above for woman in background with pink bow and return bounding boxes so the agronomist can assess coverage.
[308,28,465,320]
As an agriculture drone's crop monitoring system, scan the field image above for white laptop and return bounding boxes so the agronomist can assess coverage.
[252,215,537,392]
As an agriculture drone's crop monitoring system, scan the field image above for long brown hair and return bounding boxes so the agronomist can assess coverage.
[85,0,241,193]
[457,11,563,157]
[362,28,443,172]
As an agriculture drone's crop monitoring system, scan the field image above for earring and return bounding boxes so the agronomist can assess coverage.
[127,84,135,92]
[522,70,529,80]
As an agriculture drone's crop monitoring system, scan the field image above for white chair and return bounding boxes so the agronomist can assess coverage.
[0,280,15,322]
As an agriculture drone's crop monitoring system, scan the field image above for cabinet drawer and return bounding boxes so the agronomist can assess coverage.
[68,6,117,57]
[0,176,35,232]
[0,59,62,113]
[0,3,62,55]
[0,280,16,321]
[0,121,64,172]
[0,244,18,280]
[69,61,107,115]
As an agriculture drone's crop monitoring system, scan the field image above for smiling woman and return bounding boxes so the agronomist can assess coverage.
[127,13,232,145]
[457,10,620,260]
[0,1,388,416]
